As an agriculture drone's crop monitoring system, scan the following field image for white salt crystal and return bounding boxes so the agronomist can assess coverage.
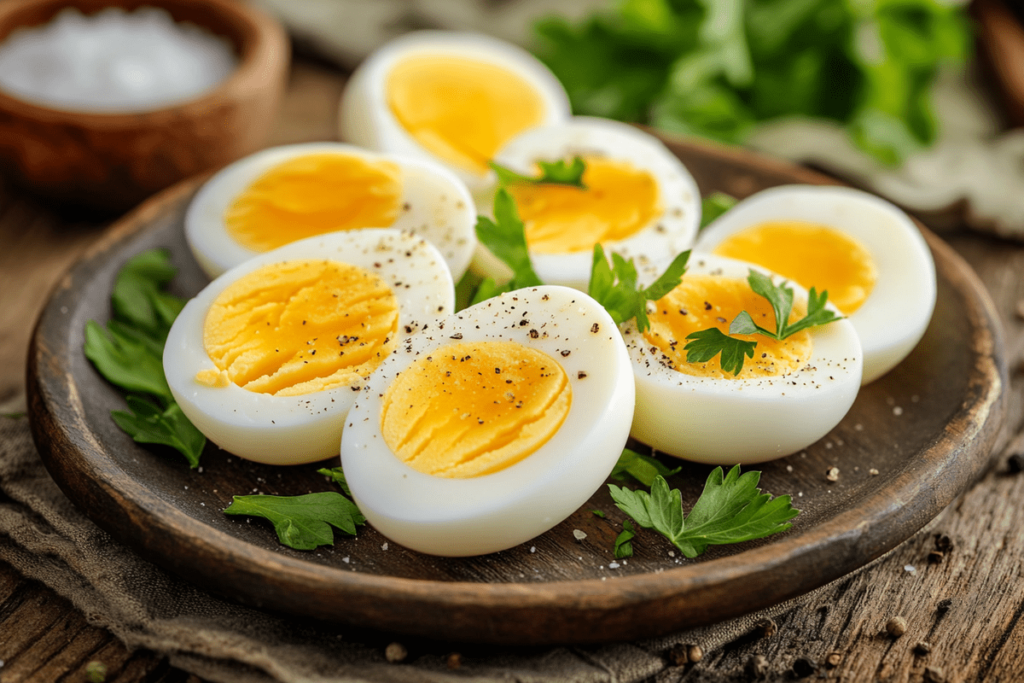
[0,7,237,112]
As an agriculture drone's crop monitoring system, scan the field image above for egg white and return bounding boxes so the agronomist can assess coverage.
[341,285,635,557]
[475,116,702,291]
[338,30,571,195]
[623,253,863,465]
[164,228,455,466]
[694,185,936,384]
[184,142,477,281]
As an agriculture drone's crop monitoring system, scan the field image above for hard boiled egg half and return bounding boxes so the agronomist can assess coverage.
[184,142,477,281]
[339,30,571,196]
[694,185,936,384]
[341,286,634,556]
[623,254,863,465]
[164,229,454,465]
[477,117,702,291]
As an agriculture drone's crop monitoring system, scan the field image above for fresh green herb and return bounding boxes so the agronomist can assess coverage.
[683,269,842,375]
[471,188,544,303]
[533,0,970,166]
[682,328,758,376]
[317,466,352,497]
[224,491,366,551]
[730,270,842,340]
[489,157,587,189]
[112,397,205,468]
[700,192,738,230]
[614,519,636,559]
[591,509,607,519]
[588,244,690,333]
[454,270,485,312]
[2,411,26,420]
[84,320,172,401]
[84,249,205,467]
[611,447,682,487]
[609,466,798,559]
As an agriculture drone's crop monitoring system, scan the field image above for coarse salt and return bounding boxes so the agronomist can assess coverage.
[0,7,236,112]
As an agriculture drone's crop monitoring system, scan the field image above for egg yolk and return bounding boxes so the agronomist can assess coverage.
[712,221,877,314]
[199,259,399,396]
[644,275,813,379]
[380,340,571,478]
[224,154,403,253]
[386,54,546,176]
[508,156,661,254]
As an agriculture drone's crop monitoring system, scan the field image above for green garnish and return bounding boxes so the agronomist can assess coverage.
[533,0,971,166]
[613,519,637,559]
[588,244,690,333]
[611,447,682,487]
[224,492,366,551]
[609,466,798,559]
[699,192,738,230]
[84,249,205,467]
[731,270,843,340]
[591,509,607,519]
[489,156,587,189]
[683,269,843,375]
[111,397,205,469]
[471,188,544,304]
[317,466,352,497]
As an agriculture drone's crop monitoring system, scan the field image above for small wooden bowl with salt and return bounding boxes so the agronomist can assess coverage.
[0,0,289,214]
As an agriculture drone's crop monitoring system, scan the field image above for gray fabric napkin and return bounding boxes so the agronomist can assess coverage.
[0,412,835,683]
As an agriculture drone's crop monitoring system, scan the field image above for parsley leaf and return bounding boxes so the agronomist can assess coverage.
[733,270,843,340]
[84,320,172,401]
[611,447,682,487]
[588,244,690,332]
[699,192,737,230]
[112,396,205,468]
[683,328,757,375]
[472,188,544,303]
[608,466,799,558]
[84,249,206,467]
[224,492,366,551]
[317,466,352,497]
[683,270,842,375]
[614,519,636,559]
[489,157,587,189]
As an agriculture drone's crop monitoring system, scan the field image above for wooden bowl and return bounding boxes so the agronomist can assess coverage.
[0,0,290,214]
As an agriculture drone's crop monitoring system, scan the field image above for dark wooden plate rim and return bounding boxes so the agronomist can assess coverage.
[27,135,1007,644]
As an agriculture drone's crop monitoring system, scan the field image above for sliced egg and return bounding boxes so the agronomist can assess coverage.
[164,229,454,465]
[694,185,935,384]
[184,142,477,281]
[341,285,634,556]
[339,30,571,196]
[623,253,862,464]
[475,117,701,291]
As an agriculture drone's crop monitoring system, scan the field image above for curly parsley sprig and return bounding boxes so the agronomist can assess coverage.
[609,465,799,559]
[684,269,843,375]
[489,156,587,188]
[588,244,690,333]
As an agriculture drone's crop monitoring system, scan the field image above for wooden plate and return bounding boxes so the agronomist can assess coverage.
[27,136,1006,645]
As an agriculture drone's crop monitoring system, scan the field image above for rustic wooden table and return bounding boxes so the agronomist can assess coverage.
[1,59,1023,683]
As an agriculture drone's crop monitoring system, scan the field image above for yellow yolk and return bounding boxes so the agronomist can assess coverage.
[644,275,813,379]
[200,259,399,396]
[509,156,661,254]
[380,341,571,478]
[224,154,403,253]
[386,54,546,176]
[712,221,877,314]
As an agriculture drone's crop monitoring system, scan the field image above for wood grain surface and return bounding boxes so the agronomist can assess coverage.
[2,60,1024,681]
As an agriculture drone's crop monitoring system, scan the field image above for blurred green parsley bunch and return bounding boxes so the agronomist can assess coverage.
[533,0,971,166]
